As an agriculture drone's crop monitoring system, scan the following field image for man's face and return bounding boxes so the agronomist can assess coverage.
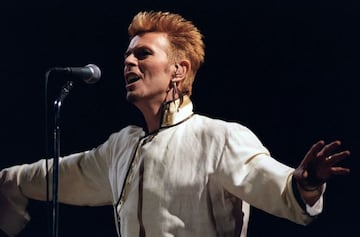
[123,32,173,106]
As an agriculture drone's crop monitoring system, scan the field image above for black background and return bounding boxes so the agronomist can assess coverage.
[1,0,359,236]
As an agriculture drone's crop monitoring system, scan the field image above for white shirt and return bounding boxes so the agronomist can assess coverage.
[0,96,322,237]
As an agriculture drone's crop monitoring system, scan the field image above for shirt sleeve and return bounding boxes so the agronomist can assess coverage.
[216,123,322,225]
[291,175,325,216]
[18,147,113,205]
[0,137,114,236]
[0,166,30,237]
[306,196,323,216]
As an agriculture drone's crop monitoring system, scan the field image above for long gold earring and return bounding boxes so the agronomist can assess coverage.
[171,80,180,112]
[172,80,177,100]
[172,64,180,111]
[172,64,179,100]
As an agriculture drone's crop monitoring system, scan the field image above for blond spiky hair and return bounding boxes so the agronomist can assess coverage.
[128,11,205,96]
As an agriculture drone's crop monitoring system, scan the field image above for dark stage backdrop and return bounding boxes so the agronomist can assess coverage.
[1,1,359,236]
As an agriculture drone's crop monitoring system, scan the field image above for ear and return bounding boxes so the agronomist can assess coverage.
[172,60,191,83]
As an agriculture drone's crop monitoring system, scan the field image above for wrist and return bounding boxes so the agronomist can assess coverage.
[298,182,322,192]
[296,182,324,206]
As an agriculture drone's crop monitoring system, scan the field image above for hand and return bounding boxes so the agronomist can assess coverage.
[293,140,350,191]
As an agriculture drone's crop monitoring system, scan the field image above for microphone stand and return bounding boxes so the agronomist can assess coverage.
[52,80,74,237]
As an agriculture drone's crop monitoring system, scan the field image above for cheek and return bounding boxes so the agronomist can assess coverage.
[145,62,172,79]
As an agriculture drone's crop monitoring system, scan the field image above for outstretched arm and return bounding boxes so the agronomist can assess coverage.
[293,140,350,206]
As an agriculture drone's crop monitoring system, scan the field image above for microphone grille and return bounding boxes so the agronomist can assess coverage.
[85,64,101,84]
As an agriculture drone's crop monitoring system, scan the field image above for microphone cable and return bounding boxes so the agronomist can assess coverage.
[44,69,51,237]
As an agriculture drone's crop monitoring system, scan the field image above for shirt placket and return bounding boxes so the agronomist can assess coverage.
[114,135,153,237]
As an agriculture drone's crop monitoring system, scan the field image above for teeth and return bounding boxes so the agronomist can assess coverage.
[127,74,140,84]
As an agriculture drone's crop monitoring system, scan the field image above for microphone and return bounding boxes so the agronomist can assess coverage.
[50,64,101,84]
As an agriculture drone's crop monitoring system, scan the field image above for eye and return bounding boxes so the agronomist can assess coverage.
[133,48,152,60]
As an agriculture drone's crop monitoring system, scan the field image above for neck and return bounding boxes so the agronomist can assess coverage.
[141,104,163,133]
[136,91,182,133]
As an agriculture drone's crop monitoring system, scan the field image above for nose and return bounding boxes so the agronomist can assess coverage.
[124,53,137,70]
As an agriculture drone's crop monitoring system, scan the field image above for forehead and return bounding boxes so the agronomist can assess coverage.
[127,32,170,51]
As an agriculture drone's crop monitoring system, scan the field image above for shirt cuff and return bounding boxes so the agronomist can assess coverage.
[291,176,326,216]
[305,195,323,216]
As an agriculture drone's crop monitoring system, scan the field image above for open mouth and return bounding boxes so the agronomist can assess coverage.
[127,74,141,84]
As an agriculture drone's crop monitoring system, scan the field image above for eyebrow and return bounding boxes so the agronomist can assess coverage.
[124,45,152,58]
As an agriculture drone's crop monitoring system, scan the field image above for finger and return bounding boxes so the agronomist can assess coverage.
[330,166,351,175]
[300,140,325,167]
[320,140,343,158]
[325,150,350,165]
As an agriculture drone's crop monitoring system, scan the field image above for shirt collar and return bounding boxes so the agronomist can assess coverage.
[160,95,194,129]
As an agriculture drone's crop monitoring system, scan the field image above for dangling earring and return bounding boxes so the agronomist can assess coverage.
[172,80,178,101]
[172,64,180,111]
[172,80,180,112]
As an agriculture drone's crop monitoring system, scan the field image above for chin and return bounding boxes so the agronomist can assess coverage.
[126,93,141,104]
[126,94,136,103]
